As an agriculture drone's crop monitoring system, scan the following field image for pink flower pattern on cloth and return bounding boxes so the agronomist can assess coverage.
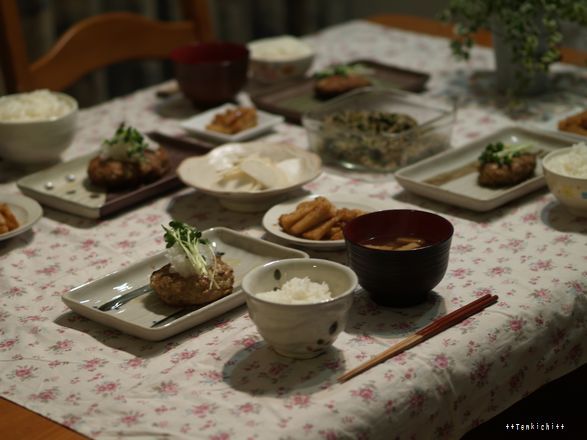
[1,20,586,439]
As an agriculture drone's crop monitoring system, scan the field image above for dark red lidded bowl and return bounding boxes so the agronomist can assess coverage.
[170,42,249,107]
[344,209,453,307]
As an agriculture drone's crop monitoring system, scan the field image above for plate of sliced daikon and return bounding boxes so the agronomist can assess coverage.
[176,141,322,212]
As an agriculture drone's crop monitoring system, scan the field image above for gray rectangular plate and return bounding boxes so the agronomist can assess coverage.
[62,227,308,340]
[394,126,574,212]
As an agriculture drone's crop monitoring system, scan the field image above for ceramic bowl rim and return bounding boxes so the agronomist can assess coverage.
[0,92,78,126]
[170,41,250,66]
[249,51,314,66]
[542,147,587,182]
[242,258,358,308]
[344,208,454,253]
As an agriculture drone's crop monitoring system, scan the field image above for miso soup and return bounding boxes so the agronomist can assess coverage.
[360,236,426,251]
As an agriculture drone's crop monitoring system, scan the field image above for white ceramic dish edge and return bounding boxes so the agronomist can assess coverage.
[0,194,43,240]
[180,103,285,142]
[262,193,391,250]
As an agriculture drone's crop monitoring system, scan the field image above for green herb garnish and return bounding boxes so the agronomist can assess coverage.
[162,221,216,283]
[104,123,149,160]
[478,142,533,165]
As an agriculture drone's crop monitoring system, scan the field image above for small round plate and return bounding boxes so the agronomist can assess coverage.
[177,141,322,212]
[0,194,43,241]
[262,194,389,250]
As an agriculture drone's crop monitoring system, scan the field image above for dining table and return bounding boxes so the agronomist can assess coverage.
[1,17,586,440]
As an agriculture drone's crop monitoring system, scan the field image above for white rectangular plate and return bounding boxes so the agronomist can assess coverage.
[62,227,308,340]
[180,103,284,143]
[394,126,574,212]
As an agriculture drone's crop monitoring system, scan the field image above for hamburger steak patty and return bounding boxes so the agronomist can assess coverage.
[478,153,537,187]
[314,74,372,99]
[150,257,234,307]
[87,148,169,190]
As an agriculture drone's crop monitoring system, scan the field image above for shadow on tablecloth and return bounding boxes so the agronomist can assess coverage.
[54,305,247,357]
[345,289,446,338]
[166,191,266,232]
[540,201,587,233]
[222,341,344,395]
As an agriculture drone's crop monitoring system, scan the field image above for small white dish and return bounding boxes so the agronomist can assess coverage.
[0,194,43,241]
[180,103,285,142]
[262,194,389,250]
[177,141,322,212]
[394,126,573,212]
[61,227,308,341]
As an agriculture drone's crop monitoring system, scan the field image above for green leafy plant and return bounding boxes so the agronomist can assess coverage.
[440,0,587,94]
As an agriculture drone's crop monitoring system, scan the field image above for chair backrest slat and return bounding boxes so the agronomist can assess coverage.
[0,0,214,93]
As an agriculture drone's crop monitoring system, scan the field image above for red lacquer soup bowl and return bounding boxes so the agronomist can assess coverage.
[344,209,453,307]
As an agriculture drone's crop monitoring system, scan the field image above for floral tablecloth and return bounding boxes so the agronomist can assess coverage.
[1,20,586,440]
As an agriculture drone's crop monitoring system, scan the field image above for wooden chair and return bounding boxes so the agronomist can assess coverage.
[366,14,587,67]
[0,0,214,93]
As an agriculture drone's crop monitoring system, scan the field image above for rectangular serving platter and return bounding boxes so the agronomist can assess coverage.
[62,227,309,341]
[394,126,575,212]
[251,59,430,124]
[16,135,211,219]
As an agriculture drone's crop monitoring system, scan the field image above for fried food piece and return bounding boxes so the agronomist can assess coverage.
[206,107,258,134]
[478,154,537,187]
[302,215,339,240]
[288,198,336,236]
[328,228,344,240]
[88,148,169,190]
[278,197,326,231]
[336,208,365,223]
[150,257,234,307]
[314,74,372,99]
[279,197,366,241]
[0,203,19,234]
[558,110,587,137]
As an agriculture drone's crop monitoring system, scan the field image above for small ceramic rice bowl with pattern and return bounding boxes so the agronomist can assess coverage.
[242,258,358,359]
[542,143,587,217]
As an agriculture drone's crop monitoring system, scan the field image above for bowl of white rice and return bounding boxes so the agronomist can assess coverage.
[242,258,357,359]
[542,143,587,217]
[0,89,77,165]
[247,35,314,83]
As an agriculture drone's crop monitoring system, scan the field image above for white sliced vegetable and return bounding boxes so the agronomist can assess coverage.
[239,157,289,188]
[216,171,259,191]
[276,158,303,180]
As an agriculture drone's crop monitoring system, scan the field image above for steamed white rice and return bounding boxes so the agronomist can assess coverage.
[547,142,587,178]
[248,36,313,61]
[255,276,332,304]
[0,89,74,122]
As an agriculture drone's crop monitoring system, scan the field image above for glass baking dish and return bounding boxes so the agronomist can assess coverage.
[301,88,455,172]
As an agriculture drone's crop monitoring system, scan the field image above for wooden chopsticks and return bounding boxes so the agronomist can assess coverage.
[337,293,498,383]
